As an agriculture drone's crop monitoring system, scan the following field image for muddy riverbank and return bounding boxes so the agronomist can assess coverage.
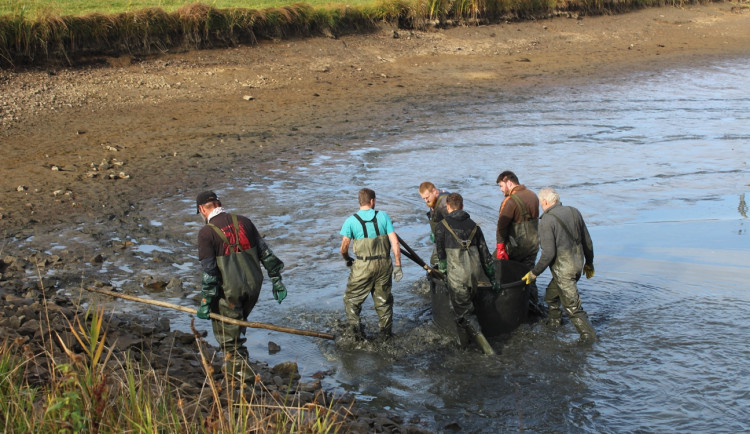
[1,3,749,236]
[1,2,749,431]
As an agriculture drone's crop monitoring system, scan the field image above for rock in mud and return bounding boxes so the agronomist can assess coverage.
[271,361,300,380]
[268,341,281,354]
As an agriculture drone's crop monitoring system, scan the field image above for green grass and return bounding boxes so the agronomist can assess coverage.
[2,0,375,16]
[0,0,713,67]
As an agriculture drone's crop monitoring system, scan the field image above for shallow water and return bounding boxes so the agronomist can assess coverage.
[21,57,750,431]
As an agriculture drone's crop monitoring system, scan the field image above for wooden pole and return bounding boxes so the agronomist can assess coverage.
[85,286,335,340]
[396,234,444,279]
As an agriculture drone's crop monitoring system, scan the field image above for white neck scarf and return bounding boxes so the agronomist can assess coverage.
[207,207,225,222]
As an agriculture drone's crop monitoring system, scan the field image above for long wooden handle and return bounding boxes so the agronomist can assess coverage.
[85,286,335,340]
[396,234,444,279]
[400,248,442,278]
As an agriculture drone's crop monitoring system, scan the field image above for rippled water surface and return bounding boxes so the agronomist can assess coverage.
[26,58,750,431]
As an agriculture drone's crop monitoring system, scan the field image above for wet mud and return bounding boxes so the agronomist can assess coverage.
[1,3,749,431]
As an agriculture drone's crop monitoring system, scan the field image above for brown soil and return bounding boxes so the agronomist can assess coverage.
[1,2,749,237]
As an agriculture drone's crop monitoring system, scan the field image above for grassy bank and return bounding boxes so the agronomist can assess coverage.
[0,304,348,432]
[3,0,370,16]
[0,0,709,67]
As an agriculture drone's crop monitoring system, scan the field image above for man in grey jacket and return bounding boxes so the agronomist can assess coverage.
[522,188,596,342]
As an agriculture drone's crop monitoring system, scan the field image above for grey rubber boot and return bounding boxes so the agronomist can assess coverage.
[570,316,596,343]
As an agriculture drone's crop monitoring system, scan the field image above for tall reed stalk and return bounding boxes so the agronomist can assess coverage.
[0,288,349,432]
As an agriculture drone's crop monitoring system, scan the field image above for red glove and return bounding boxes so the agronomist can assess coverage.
[496,243,509,260]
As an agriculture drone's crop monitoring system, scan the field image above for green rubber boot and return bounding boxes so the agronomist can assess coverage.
[473,331,496,356]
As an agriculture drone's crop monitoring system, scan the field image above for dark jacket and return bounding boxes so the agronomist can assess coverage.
[435,210,492,265]
[532,202,594,278]
[198,212,267,275]
[436,209,493,290]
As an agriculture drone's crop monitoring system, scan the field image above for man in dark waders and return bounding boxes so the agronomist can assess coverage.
[419,181,451,265]
[435,193,500,355]
[496,170,541,312]
[196,191,288,380]
[522,188,597,343]
[340,188,402,341]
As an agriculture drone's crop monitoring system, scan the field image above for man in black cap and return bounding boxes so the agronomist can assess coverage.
[195,191,288,380]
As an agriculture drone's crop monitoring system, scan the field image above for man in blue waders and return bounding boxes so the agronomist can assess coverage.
[522,187,597,343]
[340,188,402,341]
[196,191,288,381]
[435,193,499,355]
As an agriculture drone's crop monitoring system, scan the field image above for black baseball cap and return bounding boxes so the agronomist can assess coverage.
[196,191,218,214]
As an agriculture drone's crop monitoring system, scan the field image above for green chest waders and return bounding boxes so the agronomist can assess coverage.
[345,211,394,334]
[506,193,540,261]
[441,220,496,355]
[207,214,264,376]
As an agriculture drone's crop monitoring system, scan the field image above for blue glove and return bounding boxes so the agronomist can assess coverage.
[271,276,287,304]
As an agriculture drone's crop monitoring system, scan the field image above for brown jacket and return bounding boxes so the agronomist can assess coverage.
[496,185,540,244]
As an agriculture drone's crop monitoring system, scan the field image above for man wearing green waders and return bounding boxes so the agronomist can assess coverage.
[435,193,499,355]
[340,188,402,341]
[496,170,541,311]
[196,191,288,381]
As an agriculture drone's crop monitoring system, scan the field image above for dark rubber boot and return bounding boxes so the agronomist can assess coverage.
[222,344,253,384]
[349,323,365,341]
[378,326,393,342]
[547,306,562,328]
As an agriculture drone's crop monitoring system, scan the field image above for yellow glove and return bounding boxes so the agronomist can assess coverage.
[584,264,595,279]
[522,271,536,285]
